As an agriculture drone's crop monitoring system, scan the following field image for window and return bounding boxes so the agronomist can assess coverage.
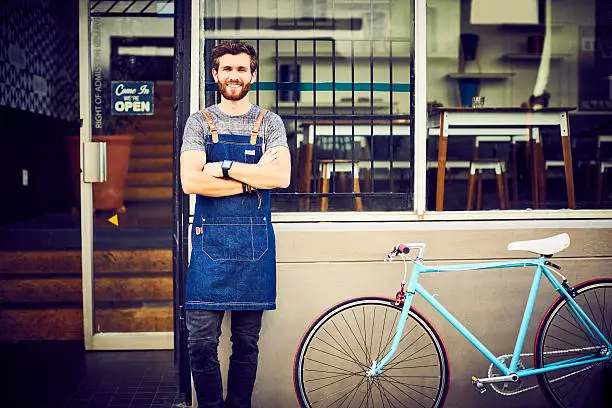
[426,0,612,212]
[199,0,413,212]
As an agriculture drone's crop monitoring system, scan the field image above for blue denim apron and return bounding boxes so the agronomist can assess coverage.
[185,108,276,311]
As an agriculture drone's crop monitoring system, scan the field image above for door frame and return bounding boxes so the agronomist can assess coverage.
[78,0,173,351]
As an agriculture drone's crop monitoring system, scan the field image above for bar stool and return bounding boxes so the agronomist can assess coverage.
[318,159,363,211]
[472,134,531,208]
[466,159,509,210]
[532,128,576,208]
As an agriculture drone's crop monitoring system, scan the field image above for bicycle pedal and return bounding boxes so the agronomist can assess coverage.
[471,376,487,394]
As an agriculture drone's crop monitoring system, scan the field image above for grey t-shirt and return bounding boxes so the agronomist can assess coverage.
[180,104,288,154]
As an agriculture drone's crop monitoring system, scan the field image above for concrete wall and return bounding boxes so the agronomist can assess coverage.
[204,221,612,407]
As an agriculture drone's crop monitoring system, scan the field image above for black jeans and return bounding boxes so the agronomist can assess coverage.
[186,309,263,408]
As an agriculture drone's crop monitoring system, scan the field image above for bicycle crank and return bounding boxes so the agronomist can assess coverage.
[487,354,532,396]
[472,372,520,395]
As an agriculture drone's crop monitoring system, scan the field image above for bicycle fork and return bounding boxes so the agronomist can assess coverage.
[368,267,421,377]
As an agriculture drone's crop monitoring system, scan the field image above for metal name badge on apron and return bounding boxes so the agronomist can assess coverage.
[185,108,276,311]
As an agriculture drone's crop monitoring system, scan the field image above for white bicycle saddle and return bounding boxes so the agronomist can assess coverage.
[507,233,570,256]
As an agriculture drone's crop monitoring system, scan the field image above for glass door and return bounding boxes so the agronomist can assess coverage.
[79,0,175,350]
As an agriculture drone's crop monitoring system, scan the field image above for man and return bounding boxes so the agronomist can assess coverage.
[180,40,290,408]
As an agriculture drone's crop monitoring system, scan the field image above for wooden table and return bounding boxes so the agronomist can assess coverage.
[429,107,576,211]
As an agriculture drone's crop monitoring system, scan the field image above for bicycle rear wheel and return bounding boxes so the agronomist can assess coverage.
[534,278,612,408]
[293,297,449,408]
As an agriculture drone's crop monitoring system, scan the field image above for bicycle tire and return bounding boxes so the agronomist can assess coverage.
[293,297,450,408]
[534,278,612,408]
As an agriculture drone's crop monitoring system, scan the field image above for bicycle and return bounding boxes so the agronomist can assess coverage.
[293,233,612,407]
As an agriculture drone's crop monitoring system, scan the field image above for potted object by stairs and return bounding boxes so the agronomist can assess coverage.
[66,116,135,213]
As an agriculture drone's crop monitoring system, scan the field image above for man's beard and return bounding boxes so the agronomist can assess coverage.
[218,80,251,101]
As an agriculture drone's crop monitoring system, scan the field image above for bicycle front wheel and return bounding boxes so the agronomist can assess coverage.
[293,297,449,408]
[534,278,612,408]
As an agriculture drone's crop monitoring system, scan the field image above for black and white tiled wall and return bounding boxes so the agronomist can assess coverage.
[0,0,79,121]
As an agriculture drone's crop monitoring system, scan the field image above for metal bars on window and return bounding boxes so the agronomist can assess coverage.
[203,37,412,212]
[90,0,173,17]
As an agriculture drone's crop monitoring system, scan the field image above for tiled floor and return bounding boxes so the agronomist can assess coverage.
[0,341,185,408]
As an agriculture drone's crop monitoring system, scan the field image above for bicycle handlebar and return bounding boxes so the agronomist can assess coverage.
[384,244,410,262]
[397,244,410,254]
[384,243,426,262]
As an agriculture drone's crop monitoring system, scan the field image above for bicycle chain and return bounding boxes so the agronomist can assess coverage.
[487,346,603,396]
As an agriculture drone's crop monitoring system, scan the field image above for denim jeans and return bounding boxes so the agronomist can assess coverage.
[186,309,263,408]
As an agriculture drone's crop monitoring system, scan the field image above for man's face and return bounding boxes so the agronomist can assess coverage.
[212,53,256,101]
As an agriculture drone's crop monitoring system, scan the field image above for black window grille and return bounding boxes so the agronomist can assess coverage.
[203,1,413,212]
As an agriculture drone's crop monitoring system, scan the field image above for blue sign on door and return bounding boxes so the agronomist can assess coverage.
[111,81,154,115]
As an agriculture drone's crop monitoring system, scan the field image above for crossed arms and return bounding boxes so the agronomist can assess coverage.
[180,146,291,197]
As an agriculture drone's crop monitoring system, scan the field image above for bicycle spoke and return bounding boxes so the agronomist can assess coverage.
[557,312,593,344]
[315,335,366,369]
[305,357,362,376]
[593,289,611,340]
[329,321,365,368]
[349,310,370,364]
[336,376,367,408]
[311,374,366,407]
[308,372,362,395]
[560,364,593,407]
[305,371,361,384]
[360,307,370,366]
[373,378,400,408]
[370,308,376,364]
[342,313,370,364]
[310,344,366,369]
[375,378,406,408]
[550,322,594,346]
[376,308,389,364]
[377,374,428,408]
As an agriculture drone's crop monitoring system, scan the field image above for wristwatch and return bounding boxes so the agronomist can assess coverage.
[221,160,233,179]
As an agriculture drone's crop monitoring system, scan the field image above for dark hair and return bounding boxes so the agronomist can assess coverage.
[211,40,258,73]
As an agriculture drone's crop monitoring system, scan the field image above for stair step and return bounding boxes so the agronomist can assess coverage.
[132,131,173,144]
[127,171,172,186]
[1,276,172,303]
[0,249,172,274]
[131,144,173,157]
[130,157,172,172]
[151,107,173,119]
[0,248,173,340]
[0,306,173,340]
[125,186,172,201]
[134,119,172,132]
[155,83,173,95]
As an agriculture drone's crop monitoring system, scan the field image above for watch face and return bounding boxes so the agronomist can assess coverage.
[222,160,232,178]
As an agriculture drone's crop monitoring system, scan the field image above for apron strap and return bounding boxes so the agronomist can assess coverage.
[249,108,268,145]
[200,110,219,143]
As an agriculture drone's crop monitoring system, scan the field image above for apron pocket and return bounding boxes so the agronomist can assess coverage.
[201,216,268,261]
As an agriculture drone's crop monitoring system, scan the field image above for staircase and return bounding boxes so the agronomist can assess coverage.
[0,249,173,340]
[125,82,174,203]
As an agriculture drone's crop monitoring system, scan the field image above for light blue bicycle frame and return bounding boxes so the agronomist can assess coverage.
[373,256,612,377]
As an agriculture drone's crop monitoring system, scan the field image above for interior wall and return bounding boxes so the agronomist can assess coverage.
[428,0,597,108]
